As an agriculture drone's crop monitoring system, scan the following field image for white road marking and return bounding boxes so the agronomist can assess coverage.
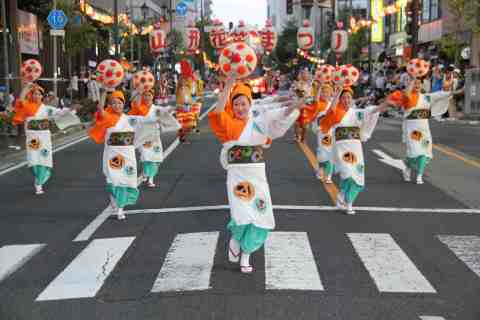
[348,233,436,293]
[151,232,219,292]
[0,244,46,282]
[0,134,89,177]
[372,149,406,171]
[419,316,447,320]
[73,104,216,242]
[438,235,480,277]
[265,232,324,290]
[121,205,480,216]
[73,207,114,242]
[36,237,135,301]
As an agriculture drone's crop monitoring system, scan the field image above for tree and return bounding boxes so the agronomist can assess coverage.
[274,19,298,73]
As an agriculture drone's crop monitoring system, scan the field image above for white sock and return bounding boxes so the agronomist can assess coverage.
[148,177,154,184]
[229,238,240,255]
[240,252,250,266]
[35,184,43,193]
[117,208,124,218]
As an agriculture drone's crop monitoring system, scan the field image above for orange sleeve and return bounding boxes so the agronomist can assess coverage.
[208,110,246,143]
[88,110,120,144]
[12,100,26,126]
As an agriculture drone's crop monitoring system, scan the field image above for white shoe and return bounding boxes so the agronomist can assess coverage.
[336,193,346,210]
[117,212,126,220]
[137,175,147,186]
[316,169,324,180]
[228,238,240,263]
[416,175,424,185]
[325,175,333,184]
[402,167,411,182]
[147,177,156,188]
[35,185,44,195]
[240,253,253,273]
[346,203,356,215]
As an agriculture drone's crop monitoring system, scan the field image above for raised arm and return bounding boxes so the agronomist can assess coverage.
[19,83,34,101]
[97,90,107,117]
[213,77,236,114]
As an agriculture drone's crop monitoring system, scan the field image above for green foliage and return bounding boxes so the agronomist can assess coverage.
[274,19,298,72]
[440,34,463,64]
[445,0,480,35]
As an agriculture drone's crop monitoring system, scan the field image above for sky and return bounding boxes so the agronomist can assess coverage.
[210,0,267,28]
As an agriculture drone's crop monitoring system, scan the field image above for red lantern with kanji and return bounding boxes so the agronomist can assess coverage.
[331,30,349,54]
[209,19,229,51]
[260,20,277,53]
[186,21,200,54]
[297,20,314,51]
[149,28,166,54]
[232,20,248,42]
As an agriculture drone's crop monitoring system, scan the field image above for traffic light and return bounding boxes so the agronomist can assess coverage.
[287,0,293,14]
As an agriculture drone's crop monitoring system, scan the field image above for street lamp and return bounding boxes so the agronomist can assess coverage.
[141,2,148,21]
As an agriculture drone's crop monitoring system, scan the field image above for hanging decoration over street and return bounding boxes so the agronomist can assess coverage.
[185,21,201,55]
[297,20,314,51]
[21,59,43,83]
[96,59,125,90]
[219,42,258,79]
[209,19,229,52]
[232,20,248,42]
[149,28,167,55]
[259,20,277,53]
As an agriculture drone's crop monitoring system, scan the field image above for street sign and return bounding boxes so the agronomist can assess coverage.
[50,29,65,37]
[47,9,68,30]
[176,2,188,16]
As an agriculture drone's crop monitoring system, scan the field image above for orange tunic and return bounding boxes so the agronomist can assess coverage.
[387,90,418,110]
[319,102,349,134]
[88,107,121,144]
[208,110,248,144]
[128,99,150,116]
[12,100,41,125]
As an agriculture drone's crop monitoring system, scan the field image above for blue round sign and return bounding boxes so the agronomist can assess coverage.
[47,9,68,30]
[176,2,188,16]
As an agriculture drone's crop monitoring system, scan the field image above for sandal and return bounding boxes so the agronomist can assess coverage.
[240,265,254,273]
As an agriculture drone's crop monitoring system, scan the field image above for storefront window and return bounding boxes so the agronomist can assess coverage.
[430,0,439,20]
[422,0,430,22]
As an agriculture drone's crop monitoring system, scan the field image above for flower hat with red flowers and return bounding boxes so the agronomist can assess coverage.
[219,42,258,79]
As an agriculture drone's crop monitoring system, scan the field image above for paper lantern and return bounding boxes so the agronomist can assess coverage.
[219,42,258,79]
[315,65,336,83]
[186,22,200,54]
[331,30,349,53]
[297,20,314,51]
[149,29,166,54]
[133,70,155,93]
[21,59,42,83]
[96,59,125,90]
[209,19,229,50]
[333,65,360,87]
[407,58,430,78]
[260,20,277,53]
[232,20,248,42]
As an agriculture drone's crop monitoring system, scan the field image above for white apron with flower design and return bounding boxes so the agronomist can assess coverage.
[333,106,380,187]
[137,105,180,163]
[402,91,450,159]
[312,102,333,163]
[25,104,61,168]
[221,107,299,229]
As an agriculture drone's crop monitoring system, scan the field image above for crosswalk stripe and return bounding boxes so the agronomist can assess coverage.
[265,232,324,290]
[419,316,447,320]
[36,237,135,301]
[0,244,46,282]
[438,235,480,277]
[151,232,219,292]
[348,233,436,293]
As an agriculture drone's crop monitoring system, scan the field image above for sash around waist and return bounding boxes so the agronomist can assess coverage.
[406,109,431,120]
[107,132,135,146]
[27,119,50,131]
[335,126,361,141]
[227,145,265,164]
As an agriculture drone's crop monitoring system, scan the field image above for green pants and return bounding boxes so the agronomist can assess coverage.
[32,165,52,186]
[406,156,431,176]
[106,183,140,208]
[339,177,364,204]
[319,161,335,176]
[142,161,160,178]
[227,219,270,254]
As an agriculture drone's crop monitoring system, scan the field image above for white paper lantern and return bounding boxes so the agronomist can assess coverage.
[260,20,277,53]
[331,30,349,53]
[149,29,167,54]
[297,20,314,51]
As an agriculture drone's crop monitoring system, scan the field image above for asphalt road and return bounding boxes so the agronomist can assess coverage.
[1,98,480,320]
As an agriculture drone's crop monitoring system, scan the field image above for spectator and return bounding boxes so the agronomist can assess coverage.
[44,91,59,108]
[87,74,100,104]
[399,66,410,89]
[431,64,443,92]
[70,73,79,98]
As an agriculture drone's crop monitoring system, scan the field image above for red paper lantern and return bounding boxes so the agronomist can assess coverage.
[260,20,277,53]
[149,29,166,54]
[297,20,314,51]
[331,30,349,53]
[186,22,200,54]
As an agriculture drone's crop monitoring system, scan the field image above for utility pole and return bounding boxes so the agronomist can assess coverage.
[113,0,119,57]
[170,0,173,32]
[368,0,372,78]
[199,0,206,80]
[1,0,10,98]
[53,0,58,96]
[129,0,134,62]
